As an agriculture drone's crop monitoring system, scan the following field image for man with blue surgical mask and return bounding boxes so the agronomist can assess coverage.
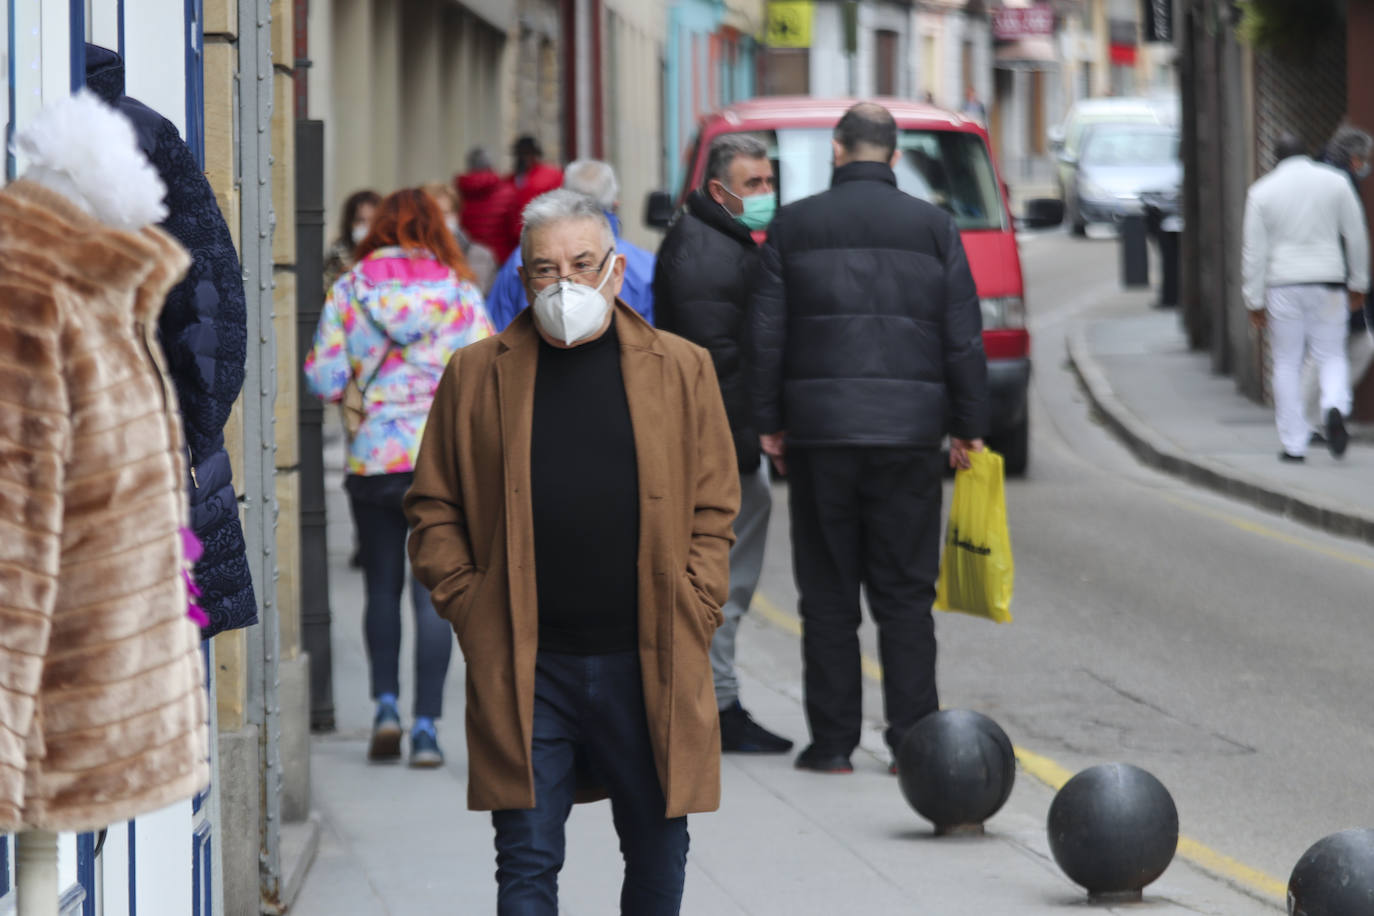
[653,134,793,755]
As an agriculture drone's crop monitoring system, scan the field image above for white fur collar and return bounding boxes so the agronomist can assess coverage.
[11,89,167,230]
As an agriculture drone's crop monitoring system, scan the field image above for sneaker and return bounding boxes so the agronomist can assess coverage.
[794,745,853,774]
[368,702,402,762]
[719,702,794,754]
[1327,407,1349,458]
[1279,451,1305,463]
[409,727,444,769]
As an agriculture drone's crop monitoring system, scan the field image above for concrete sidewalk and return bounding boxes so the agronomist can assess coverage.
[1068,306,1374,546]
[293,429,1280,915]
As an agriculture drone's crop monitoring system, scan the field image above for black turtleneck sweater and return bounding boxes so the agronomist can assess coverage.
[531,321,640,654]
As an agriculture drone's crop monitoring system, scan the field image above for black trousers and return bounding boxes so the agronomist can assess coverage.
[787,447,944,756]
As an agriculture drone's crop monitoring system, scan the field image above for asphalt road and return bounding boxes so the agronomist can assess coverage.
[740,228,1374,901]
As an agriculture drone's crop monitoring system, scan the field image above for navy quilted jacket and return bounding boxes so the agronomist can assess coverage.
[87,45,257,637]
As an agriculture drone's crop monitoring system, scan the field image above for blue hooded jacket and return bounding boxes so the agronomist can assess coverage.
[483,211,656,331]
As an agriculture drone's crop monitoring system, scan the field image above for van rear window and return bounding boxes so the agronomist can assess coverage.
[715,127,1006,231]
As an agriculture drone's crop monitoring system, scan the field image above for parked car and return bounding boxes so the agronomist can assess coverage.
[1049,95,1177,231]
[647,97,1060,474]
[1064,123,1181,234]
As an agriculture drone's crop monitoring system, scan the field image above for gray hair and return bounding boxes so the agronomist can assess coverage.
[562,159,620,210]
[704,134,769,187]
[520,189,616,264]
[1328,125,1374,167]
[466,147,493,172]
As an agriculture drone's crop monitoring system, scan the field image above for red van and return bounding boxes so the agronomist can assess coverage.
[648,97,1056,474]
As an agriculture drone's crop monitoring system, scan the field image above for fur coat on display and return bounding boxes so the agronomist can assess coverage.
[0,93,209,832]
[87,43,257,638]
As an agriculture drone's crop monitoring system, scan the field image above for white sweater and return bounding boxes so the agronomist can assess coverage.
[1241,156,1369,310]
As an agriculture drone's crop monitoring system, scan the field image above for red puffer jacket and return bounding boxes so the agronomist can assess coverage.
[456,169,519,263]
[505,162,565,249]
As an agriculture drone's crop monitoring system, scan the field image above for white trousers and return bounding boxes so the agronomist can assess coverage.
[1268,284,1350,456]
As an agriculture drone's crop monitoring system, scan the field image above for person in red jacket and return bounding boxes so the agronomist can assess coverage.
[455,147,520,263]
[506,135,564,248]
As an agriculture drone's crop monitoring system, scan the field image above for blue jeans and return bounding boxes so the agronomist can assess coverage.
[346,472,452,720]
[492,651,689,915]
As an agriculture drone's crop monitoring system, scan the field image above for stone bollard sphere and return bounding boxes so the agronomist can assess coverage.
[1287,828,1374,915]
[895,709,1015,833]
[1047,762,1178,899]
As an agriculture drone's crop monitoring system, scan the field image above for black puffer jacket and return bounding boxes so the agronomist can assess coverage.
[88,45,257,637]
[748,161,988,447]
[653,190,761,471]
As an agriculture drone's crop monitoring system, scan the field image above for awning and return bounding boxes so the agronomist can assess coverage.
[1110,43,1138,65]
[994,36,1060,70]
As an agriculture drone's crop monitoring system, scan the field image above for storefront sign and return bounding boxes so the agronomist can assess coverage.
[766,1,814,49]
[992,5,1055,42]
[1143,0,1172,43]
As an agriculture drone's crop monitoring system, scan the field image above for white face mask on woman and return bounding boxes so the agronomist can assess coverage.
[531,252,618,345]
[351,224,369,245]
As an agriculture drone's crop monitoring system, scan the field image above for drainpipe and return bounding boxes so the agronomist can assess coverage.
[236,0,283,906]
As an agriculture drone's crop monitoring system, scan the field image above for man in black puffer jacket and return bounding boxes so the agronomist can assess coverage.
[87,44,257,638]
[748,102,988,774]
[655,134,792,755]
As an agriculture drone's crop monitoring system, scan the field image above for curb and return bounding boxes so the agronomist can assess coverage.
[1066,325,1374,548]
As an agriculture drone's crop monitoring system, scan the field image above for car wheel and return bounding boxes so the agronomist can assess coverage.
[990,412,1029,477]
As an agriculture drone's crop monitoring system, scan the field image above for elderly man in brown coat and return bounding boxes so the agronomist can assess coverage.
[405,189,738,914]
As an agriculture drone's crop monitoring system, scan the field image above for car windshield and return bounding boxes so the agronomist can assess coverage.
[1080,128,1178,167]
[714,127,1006,231]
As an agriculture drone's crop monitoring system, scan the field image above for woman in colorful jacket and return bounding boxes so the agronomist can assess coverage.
[305,188,494,768]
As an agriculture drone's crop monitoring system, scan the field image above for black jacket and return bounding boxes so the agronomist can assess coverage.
[88,45,257,637]
[748,161,988,447]
[653,190,762,471]
[1318,145,1370,333]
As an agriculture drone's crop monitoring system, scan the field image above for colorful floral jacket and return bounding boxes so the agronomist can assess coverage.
[305,247,494,475]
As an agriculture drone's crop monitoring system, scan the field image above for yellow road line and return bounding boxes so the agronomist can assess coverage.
[749,592,1288,905]
[1161,492,1374,571]
[1176,837,1289,903]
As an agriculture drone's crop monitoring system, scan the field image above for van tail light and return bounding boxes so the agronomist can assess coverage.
[980,296,1026,330]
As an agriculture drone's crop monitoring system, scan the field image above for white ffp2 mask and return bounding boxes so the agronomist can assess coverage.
[532,255,618,345]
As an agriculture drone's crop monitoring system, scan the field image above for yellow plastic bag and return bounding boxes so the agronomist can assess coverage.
[934,449,1014,623]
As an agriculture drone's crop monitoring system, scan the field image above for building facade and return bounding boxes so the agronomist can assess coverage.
[664,0,765,200]
[3,0,305,912]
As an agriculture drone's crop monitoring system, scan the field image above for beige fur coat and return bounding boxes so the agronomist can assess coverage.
[0,180,209,832]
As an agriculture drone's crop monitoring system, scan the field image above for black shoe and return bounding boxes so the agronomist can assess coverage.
[1279,451,1305,463]
[794,745,853,774]
[368,702,402,762]
[719,702,794,754]
[1327,407,1349,458]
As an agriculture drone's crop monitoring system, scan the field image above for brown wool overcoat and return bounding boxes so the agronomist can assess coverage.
[405,304,739,817]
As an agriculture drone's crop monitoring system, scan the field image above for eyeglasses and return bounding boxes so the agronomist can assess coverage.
[527,248,615,292]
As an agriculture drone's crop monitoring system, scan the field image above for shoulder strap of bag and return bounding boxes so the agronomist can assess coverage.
[352,302,404,397]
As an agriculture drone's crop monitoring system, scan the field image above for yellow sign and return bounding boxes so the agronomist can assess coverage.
[766,1,813,49]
